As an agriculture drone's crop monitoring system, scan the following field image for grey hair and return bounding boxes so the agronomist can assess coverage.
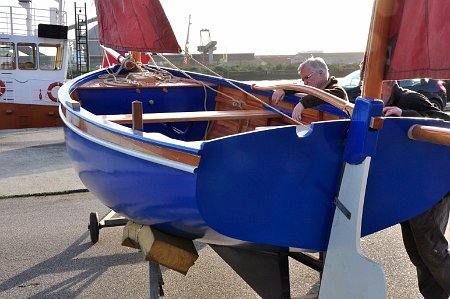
[298,57,329,78]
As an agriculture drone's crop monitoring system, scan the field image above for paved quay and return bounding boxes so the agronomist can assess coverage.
[0,127,85,197]
[0,127,446,298]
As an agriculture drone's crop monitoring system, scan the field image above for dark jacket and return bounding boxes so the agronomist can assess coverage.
[286,76,348,108]
[387,84,450,121]
[300,76,348,109]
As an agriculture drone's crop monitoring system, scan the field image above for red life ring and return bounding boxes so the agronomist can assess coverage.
[47,81,63,102]
[0,80,5,97]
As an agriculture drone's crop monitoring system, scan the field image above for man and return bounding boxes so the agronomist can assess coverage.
[273,57,348,299]
[381,80,450,120]
[382,80,450,299]
[271,57,348,121]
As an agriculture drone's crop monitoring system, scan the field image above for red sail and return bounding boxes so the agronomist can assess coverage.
[386,0,450,80]
[94,0,181,53]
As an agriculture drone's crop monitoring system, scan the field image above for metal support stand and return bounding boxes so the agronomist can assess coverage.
[88,211,165,298]
[148,261,164,299]
[319,159,387,299]
[289,251,324,274]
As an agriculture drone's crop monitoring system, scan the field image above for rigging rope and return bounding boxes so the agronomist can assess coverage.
[100,50,310,132]
[155,52,308,127]
[150,53,211,139]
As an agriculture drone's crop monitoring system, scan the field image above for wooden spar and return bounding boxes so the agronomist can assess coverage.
[252,84,354,116]
[408,125,450,147]
[100,45,123,63]
[362,0,394,99]
[100,45,137,70]
[363,0,450,147]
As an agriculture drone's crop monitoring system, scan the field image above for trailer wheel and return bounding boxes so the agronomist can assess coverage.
[88,212,100,244]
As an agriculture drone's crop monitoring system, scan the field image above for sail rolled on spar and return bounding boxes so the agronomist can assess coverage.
[94,0,181,53]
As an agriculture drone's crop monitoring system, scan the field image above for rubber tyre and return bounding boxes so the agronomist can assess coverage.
[89,212,100,244]
[429,98,444,110]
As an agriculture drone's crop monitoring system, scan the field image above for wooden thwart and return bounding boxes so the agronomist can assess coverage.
[102,109,282,125]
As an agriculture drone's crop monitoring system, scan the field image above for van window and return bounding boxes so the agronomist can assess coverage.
[0,42,15,70]
[39,44,64,70]
[18,43,37,70]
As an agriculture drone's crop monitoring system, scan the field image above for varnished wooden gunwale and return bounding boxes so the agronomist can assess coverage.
[64,75,343,160]
[61,106,201,167]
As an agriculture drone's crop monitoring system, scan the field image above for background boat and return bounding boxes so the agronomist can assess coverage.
[0,1,69,129]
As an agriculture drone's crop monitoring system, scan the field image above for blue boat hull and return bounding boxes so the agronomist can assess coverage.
[64,126,211,240]
[196,117,450,250]
[59,67,450,251]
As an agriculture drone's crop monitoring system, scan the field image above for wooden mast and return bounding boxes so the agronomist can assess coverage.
[362,0,395,99]
[363,0,450,146]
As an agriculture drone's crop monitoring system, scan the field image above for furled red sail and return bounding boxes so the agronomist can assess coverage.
[385,0,450,80]
[94,0,181,53]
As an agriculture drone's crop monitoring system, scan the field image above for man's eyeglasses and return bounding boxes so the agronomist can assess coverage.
[301,71,316,82]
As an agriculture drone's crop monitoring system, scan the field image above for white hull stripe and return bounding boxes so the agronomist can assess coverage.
[59,106,197,174]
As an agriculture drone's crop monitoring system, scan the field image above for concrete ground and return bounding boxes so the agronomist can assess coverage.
[0,127,447,298]
[0,127,85,197]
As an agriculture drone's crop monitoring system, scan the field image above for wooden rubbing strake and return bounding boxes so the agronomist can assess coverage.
[102,109,282,124]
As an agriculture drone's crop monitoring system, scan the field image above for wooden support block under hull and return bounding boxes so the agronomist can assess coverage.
[122,221,199,275]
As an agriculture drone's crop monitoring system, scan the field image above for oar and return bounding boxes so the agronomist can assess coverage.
[252,84,354,117]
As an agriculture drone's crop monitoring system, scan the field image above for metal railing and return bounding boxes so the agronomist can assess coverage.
[0,5,67,36]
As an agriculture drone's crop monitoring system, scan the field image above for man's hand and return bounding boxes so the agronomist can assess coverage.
[271,89,285,104]
[292,102,305,121]
[383,106,402,116]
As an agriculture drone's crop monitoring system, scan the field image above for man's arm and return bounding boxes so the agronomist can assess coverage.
[301,85,348,109]
[397,92,450,121]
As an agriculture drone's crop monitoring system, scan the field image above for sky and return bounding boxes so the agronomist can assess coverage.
[31,0,374,55]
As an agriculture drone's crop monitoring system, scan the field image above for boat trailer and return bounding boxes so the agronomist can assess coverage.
[88,209,325,298]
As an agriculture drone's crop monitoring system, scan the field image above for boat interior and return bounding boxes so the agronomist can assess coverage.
[68,67,345,142]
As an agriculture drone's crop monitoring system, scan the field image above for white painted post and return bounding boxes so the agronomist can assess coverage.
[318,158,387,299]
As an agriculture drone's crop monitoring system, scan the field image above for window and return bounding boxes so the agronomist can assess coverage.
[39,44,64,70]
[339,70,361,88]
[0,42,15,70]
[18,43,37,70]
[399,79,421,87]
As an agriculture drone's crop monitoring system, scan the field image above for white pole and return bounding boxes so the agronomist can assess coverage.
[18,1,33,35]
[319,158,387,299]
